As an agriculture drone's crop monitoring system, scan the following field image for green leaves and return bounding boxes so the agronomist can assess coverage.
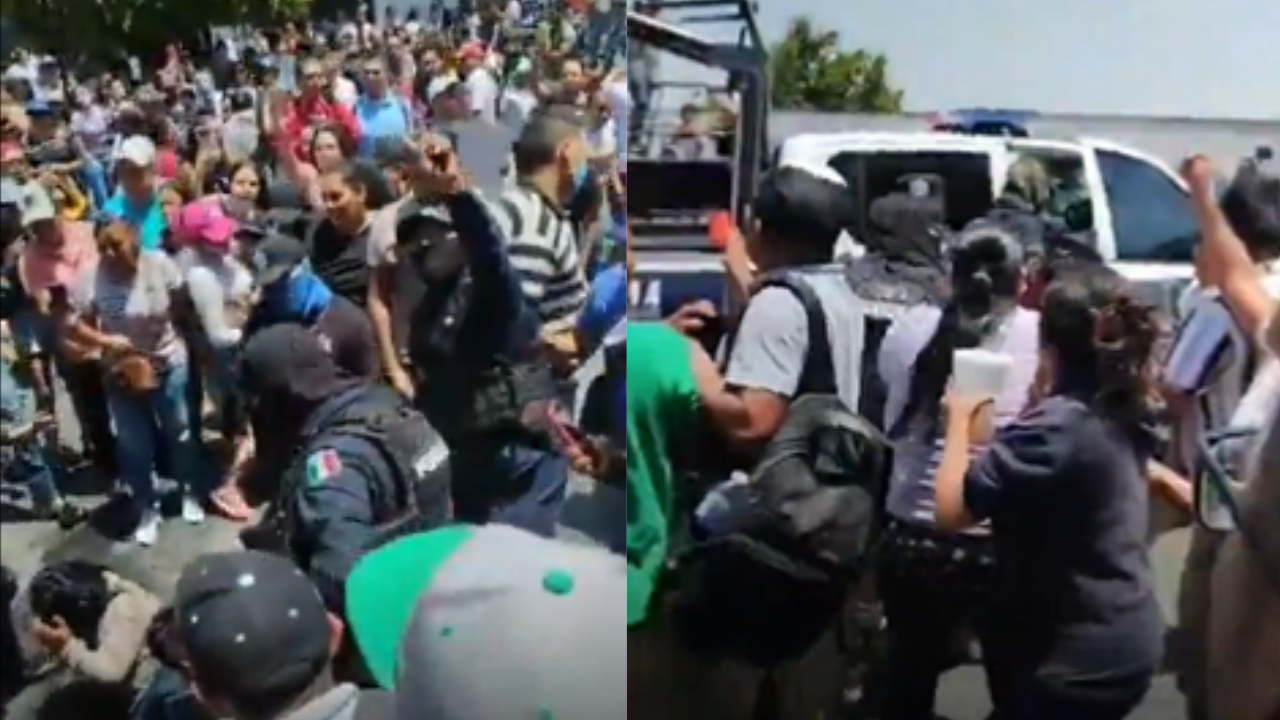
[3,0,314,61]
[768,16,905,114]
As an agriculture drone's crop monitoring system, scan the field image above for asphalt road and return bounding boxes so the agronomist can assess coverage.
[3,383,1194,720]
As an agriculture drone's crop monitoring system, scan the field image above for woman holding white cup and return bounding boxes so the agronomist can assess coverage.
[933,268,1166,720]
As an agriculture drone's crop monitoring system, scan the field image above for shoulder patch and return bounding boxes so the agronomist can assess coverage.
[305,449,344,486]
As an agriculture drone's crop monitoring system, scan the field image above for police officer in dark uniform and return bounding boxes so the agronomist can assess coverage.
[969,155,1065,255]
[847,178,951,424]
[396,135,570,534]
[238,323,452,617]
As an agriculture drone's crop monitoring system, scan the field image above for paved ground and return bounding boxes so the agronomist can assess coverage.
[3,383,1195,719]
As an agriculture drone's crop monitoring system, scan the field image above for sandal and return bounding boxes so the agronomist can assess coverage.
[210,487,253,522]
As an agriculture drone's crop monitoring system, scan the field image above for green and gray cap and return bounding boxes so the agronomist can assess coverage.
[346,524,626,720]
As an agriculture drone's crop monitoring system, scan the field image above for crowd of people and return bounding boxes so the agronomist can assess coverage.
[625,152,1278,720]
[1,3,1278,720]
[2,2,629,719]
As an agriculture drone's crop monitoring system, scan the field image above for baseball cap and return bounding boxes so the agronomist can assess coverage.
[427,78,466,104]
[20,183,58,227]
[457,41,486,62]
[250,233,308,286]
[752,165,851,254]
[175,201,238,247]
[25,100,53,117]
[372,136,426,170]
[116,135,157,168]
[240,322,351,402]
[346,525,626,720]
[173,551,332,701]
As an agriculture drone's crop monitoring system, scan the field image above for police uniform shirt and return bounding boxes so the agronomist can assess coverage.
[291,386,448,613]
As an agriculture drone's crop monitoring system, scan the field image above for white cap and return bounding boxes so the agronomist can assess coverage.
[20,183,57,227]
[116,135,157,168]
[426,76,456,103]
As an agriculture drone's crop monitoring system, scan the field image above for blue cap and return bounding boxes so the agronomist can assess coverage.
[25,100,53,116]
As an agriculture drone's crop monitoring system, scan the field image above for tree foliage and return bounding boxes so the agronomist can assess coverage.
[2,0,314,65]
[769,16,904,114]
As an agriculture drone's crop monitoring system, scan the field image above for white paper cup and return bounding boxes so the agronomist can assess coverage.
[952,349,1014,398]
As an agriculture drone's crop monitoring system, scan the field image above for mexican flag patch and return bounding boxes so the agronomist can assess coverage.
[305,449,343,486]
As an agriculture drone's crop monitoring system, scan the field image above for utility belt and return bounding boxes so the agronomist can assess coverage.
[879,518,996,593]
[468,362,563,445]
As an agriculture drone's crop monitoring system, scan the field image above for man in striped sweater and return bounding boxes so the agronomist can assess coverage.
[490,104,591,339]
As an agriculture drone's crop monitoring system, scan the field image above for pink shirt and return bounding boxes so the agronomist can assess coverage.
[21,222,99,292]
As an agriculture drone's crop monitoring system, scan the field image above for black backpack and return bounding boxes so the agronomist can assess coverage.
[666,274,890,669]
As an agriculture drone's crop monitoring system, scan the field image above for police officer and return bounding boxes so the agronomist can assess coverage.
[237,323,452,617]
[850,182,950,424]
[968,155,1064,254]
[397,135,570,533]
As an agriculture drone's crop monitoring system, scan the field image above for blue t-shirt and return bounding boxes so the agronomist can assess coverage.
[101,193,166,251]
[579,264,626,352]
[354,95,413,157]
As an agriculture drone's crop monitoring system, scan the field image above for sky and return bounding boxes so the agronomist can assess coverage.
[657,0,1280,120]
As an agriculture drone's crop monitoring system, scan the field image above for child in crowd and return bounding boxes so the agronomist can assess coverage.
[1,319,86,527]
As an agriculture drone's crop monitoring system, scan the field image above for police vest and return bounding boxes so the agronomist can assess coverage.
[404,267,559,447]
[275,388,452,564]
[844,255,947,428]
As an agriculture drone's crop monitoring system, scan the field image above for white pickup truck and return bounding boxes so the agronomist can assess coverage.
[630,130,1199,319]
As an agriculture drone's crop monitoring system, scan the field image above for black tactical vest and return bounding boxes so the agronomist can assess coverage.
[845,255,948,427]
[247,389,452,563]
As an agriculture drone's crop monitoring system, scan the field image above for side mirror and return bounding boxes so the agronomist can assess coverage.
[1193,429,1254,533]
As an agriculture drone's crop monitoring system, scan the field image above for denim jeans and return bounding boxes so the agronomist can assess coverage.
[131,667,213,720]
[106,362,204,509]
[1,357,60,509]
[78,160,111,210]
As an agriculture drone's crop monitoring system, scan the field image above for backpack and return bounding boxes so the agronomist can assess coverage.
[665,274,890,669]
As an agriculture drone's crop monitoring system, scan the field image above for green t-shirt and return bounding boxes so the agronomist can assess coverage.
[626,323,701,627]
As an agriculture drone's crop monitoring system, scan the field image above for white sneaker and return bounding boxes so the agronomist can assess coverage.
[133,510,162,547]
[182,497,207,525]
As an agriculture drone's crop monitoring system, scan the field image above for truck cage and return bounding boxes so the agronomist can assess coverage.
[627,0,769,231]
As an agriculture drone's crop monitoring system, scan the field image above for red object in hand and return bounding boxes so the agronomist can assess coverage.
[708,210,735,250]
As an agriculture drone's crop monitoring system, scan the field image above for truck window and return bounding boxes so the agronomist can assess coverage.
[1098,150,1197,262]
[827,150,993,234]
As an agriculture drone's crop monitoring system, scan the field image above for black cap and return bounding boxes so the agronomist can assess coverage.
[396,201,454,246]
[752,166,850,252]
[373,135,426,169]
[250,233,309,286]
[174,551,331,701]
[240,323,348,402]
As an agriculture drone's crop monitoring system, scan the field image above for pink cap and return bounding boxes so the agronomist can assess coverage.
[175,201,238,247]
[457,41,486,61]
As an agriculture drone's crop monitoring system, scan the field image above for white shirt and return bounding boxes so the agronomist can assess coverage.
[331,75,359,109]
[466,68,499,123]
[604,80,629,159]
[1165,266,1280,459]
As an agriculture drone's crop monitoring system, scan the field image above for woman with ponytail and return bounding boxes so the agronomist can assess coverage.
[933,268,1165,720]
[872,225,1042,720]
